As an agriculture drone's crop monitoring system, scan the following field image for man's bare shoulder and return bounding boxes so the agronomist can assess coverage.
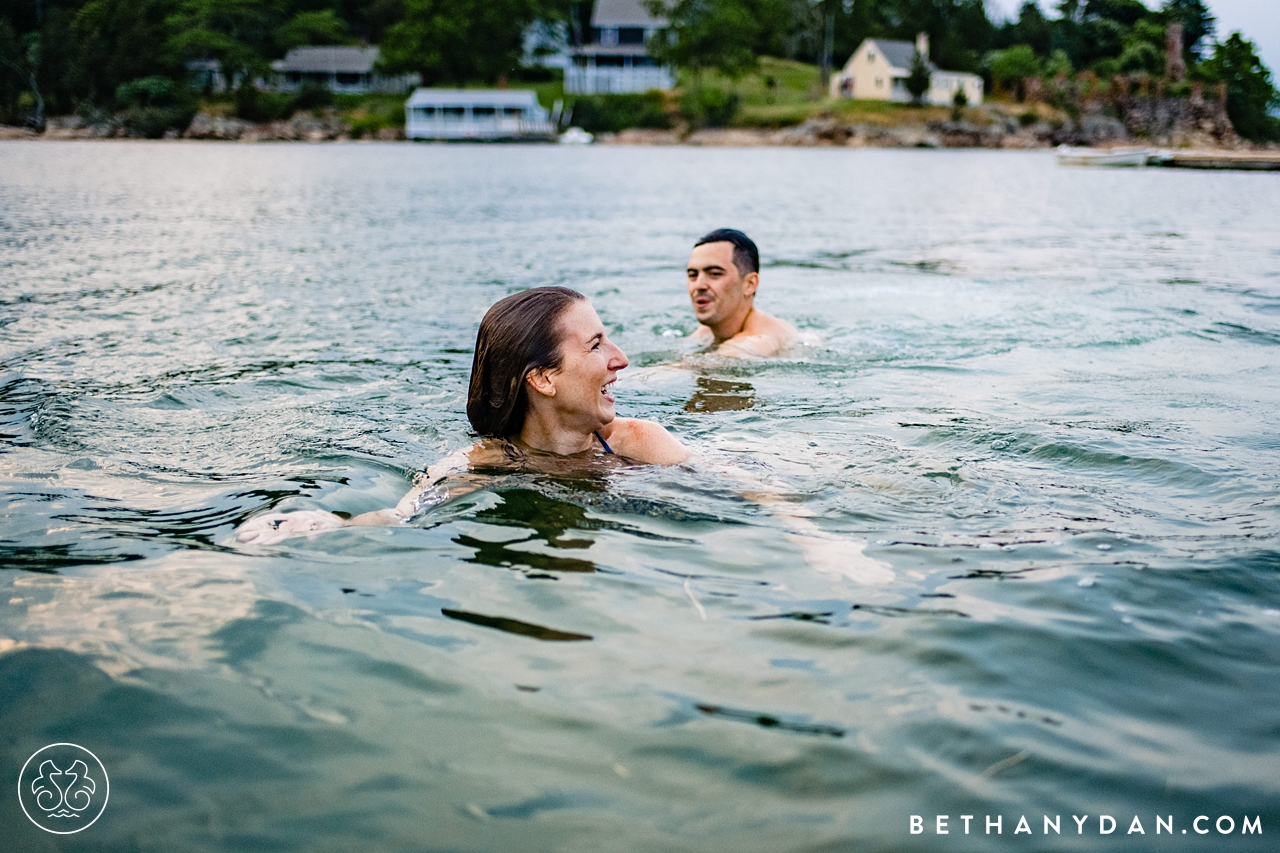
[719,309,797,357]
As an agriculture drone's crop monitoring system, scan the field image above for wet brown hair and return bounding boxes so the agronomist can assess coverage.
[467,286,587,438]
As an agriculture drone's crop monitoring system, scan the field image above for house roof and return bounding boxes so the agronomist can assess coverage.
[865,39,933,73]
[592,0,665,28]
[272,46,379,74]
[405,89,542,108]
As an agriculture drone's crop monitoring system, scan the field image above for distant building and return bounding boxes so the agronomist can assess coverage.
[567,0,674,94]
[829,34,983,106]
[405,89,554,140]
[271,47,420,95]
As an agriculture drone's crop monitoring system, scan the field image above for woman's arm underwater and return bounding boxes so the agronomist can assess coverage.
[234,448,473,546]
[234,422,689,546]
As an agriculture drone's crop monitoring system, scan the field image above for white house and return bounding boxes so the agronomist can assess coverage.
[829,34,983,106]
[566,0,674,94]
[404,89,555,140]
[271,46,420,95]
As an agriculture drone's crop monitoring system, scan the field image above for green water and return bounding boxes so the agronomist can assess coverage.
[1,142,1278,851]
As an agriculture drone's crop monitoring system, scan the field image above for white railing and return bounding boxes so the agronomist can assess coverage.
[405,116,555,140]
[565,67,674,94]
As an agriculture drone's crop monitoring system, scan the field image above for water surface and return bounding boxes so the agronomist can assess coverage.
[1,141,1278,851]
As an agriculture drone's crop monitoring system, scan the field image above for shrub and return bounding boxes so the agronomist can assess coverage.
[681,86,739,128]
[569,92,670,133]
[115,76,196,137]
[292,80,335,112]
[234,85,295,123]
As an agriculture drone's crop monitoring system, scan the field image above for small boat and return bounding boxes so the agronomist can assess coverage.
[1055,146,1153,167]
[558,127,594,145]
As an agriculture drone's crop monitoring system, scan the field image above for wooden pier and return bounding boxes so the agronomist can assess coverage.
[1153,150,1280,171]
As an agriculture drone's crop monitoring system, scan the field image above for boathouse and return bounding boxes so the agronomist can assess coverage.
[829,34,983,106]
[566,0,674,94]
[404,89,555,140]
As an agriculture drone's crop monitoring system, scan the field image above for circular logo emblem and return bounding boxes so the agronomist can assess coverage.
[17,743,109,834]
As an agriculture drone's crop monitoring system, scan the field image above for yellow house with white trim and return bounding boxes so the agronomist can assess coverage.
[829,34,984,106]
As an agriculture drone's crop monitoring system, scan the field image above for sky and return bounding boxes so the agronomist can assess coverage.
[984,0,1280,78]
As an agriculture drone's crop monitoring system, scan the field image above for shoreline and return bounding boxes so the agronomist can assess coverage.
[4,113,1276,154]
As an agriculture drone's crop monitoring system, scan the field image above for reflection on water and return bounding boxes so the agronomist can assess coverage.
[684,376,756,413]
[1,142,1279,851]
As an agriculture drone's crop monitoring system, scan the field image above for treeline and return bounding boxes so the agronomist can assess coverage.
[654,0,1277,141]
[2,0,1276,140]
[0,0,570,128]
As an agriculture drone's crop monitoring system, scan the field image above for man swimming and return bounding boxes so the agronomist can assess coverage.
[686,228,797,357]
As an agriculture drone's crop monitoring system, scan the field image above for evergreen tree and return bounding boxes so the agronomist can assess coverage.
[906,48,930,105]
[1203,32,1280,142]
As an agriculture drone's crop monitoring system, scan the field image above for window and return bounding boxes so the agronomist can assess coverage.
[875,76,883,87]
[414,107,436,118]
[596,55,624,67]
[473,106,496,117]
[503,107,524,117]
[336,72,362,86]
[442,106,465,119]
[868,52,875,63]
[633,56,656,67]
[618,27,644,45]
[600,27,618,46]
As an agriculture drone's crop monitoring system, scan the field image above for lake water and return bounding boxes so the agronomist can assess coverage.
[1,141,1278,851]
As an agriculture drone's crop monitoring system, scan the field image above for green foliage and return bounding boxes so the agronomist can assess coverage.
[570,92,670,134]
[646,0,760,80]
[275,11,354,52]
[116,74,195,135]
[681,85,740,127]
[906,50,930,105]
[377,0,563,85]
[951,83,967,120]
[115,74,180,108]
[1202,32,1280,142]
[986,44,1041,89]
[1044,49,1074,79]
[234,83,292,122]
[1118,40,1161,75]
[1160,0,1214,60]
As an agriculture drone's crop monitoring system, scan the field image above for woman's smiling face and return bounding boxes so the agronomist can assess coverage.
[544,299,629,431]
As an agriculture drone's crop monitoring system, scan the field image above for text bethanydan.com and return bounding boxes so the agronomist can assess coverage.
[910,814,1261,837]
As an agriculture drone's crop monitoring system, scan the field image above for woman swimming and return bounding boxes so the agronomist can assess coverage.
[237,287,688,545]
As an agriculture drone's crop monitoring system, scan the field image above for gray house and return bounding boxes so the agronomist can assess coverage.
[567,0,674,94]
[271,47,420,95]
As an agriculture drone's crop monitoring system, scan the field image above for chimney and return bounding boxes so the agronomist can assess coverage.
[916,32,929,61]
[1166,22,1186,83]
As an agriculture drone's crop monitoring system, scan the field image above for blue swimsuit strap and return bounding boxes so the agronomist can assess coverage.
[594,431,613,455]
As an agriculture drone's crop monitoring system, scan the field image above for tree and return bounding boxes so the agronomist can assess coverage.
[378,0,566,85]
[646,0,762,82]
[1203,32,1280,142]
[906,48,929,105]
[986,43,1040,97]
[275,11,354,53]
[0,22,43,128]
[163,0,276,90]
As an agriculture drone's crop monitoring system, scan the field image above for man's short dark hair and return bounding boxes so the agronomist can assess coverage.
[694,228,759,276]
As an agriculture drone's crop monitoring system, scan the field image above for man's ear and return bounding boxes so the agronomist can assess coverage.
[742,271,760,298]
[526,367,557,398]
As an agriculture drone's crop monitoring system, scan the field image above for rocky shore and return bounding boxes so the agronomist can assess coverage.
[3,90,1269,151]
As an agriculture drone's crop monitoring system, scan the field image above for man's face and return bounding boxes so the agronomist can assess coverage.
[686,242,757,328]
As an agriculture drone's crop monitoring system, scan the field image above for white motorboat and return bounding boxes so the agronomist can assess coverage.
[558,127,594,145]
[1055,146,1153,167]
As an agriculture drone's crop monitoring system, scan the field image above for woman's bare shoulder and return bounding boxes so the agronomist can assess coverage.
[601,418,689,465]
